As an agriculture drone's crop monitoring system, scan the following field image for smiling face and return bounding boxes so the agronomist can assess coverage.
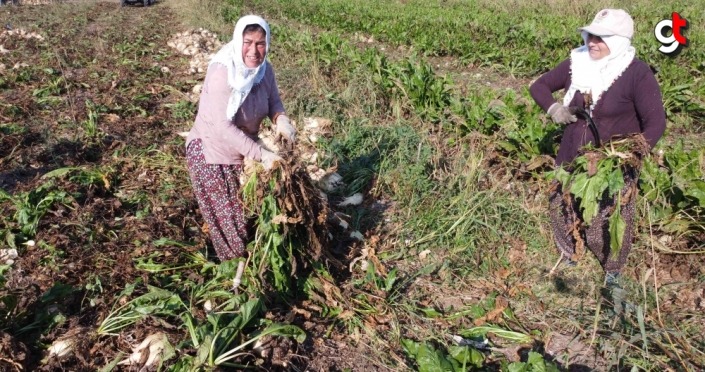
[241,29,267,68]
[587,34,611,60]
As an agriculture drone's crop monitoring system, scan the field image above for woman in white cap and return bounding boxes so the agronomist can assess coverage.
[185,15,296,262]
[529,9,666,288]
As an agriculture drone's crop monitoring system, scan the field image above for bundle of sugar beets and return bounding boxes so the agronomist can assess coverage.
[553,133,650,261]
[577,134,650,174]
[241,139,345,296]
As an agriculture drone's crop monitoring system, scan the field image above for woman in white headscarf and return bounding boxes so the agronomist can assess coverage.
[186,15,296,261]
[530,9,666,288]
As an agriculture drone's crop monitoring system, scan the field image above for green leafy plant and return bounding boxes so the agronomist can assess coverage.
[42,166,114,193]
[97,285,182,336]
[166,100,196,120]
[248,192,293,294]
[402,338,484,372]
[81,100,103,141]
[32,76,65,107]
[639,142,705,237]
[501,351,560,372]
[15,282,75,336]
[3,181,74,238]
[460,325,532,345]
[550,136,649,256]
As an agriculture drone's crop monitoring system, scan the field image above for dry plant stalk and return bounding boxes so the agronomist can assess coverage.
[576,133,650,168]
[259,140,344,272]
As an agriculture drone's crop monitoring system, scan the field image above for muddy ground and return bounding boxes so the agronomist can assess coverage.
[0,2,399,370]
[1,1,703,371]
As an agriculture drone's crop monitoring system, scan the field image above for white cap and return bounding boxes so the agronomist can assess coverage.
[579,9,634,39]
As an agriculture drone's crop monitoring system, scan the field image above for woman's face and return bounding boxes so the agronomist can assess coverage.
[587,34,610,60]
[241,30,267,68]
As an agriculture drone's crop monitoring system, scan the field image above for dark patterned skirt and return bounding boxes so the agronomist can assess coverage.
[549,168,638,274]
[186,139,249,261]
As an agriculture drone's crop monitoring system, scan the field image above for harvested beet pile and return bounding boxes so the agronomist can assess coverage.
[551,133,651,263]
[240,136,348,297]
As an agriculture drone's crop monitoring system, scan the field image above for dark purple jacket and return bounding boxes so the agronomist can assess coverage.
[530,58,666,165]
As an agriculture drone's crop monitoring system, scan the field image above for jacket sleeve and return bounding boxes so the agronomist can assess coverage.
[633,64,666,149]
[529,59,572,112]
[202,63,263,161]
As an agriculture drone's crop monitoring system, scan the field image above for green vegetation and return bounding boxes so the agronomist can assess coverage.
[249,0,705,122]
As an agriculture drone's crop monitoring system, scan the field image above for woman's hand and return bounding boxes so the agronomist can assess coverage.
[548,103,577,124]
[275,115,296,143]
[260,149,282,170]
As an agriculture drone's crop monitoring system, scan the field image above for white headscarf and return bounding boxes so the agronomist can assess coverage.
[564,31,635,110]
[210,15,270,120]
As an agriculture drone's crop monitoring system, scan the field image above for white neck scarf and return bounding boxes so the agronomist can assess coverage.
[209,15,270,120]
[564,32,635,110]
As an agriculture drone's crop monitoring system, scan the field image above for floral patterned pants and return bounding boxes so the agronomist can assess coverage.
[186,139,249,261]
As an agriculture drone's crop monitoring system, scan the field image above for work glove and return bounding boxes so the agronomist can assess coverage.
[275,114,296,143]
[260,148,282,170]
[547,102,577,125]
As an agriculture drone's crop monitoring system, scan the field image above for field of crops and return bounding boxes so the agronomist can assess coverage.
[1,0,703,370]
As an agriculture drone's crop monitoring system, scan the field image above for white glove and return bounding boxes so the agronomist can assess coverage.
[260,149,282,170]
[547,103,577,125]
[275,115,296,143]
